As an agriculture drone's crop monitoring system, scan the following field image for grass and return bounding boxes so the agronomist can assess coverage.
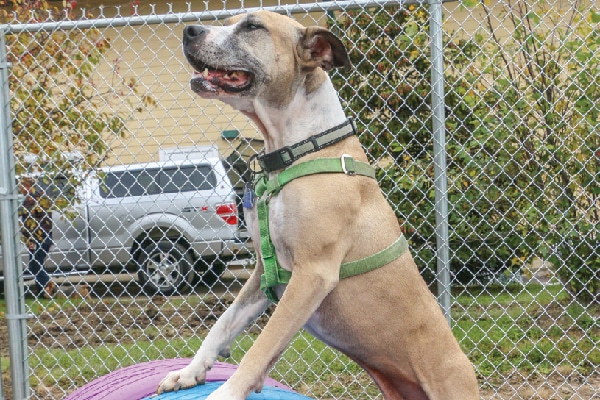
[452,284,599,377]
[2,283,599,397]
[23,332,380,398]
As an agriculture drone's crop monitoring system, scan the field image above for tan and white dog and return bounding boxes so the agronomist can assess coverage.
[157,10,480,400]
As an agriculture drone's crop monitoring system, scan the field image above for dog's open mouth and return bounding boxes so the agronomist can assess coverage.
[190,66,253,94]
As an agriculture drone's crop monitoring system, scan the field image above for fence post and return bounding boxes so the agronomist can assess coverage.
[429,0,452,325]
[0,347,3,400]
[0,28,31,399]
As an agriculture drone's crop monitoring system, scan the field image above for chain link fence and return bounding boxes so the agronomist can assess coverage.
[0,0,598,399]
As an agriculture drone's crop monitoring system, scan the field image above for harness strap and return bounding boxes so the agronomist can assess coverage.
[260,235,409,302]
[339,235,408,279]
[255,155,408,303]
[255,154,376,199]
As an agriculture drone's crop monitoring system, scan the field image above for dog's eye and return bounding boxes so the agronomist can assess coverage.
[243,21,263,31]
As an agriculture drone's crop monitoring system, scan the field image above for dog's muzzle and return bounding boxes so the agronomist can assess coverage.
[183,26,254,94]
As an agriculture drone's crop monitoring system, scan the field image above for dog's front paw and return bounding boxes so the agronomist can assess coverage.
[156,365,207,394]
[205,380,245,400]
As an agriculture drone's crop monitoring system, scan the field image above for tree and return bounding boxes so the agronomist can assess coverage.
[1,0,154,212]
[468,0,599,302]
[328,6,500,284]
[328,3,598,303]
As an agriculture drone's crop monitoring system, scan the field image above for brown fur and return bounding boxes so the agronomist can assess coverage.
[158,11,480,400]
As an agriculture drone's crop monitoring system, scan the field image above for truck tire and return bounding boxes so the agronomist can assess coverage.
[136,240,192,296]
[193,257,225,287]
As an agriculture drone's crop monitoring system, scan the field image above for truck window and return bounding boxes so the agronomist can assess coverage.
[101,170,159,198]
[160,166,216,193]
[99,165,216,198]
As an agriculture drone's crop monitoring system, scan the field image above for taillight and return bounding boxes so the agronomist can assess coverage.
[216,203,238,225]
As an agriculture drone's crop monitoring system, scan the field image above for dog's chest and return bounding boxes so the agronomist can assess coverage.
[244,194,293,269]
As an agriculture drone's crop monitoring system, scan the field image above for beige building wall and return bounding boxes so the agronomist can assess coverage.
[77,0,331,166]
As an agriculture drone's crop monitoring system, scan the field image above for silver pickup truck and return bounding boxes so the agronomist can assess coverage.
[0,158,252,295]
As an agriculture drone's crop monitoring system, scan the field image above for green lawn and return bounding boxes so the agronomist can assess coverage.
[453,284,599,376]
[1,283,598,398]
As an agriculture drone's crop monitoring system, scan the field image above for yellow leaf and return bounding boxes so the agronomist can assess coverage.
[511,256,525,266]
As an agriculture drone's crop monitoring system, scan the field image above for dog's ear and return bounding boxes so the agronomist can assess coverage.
[297,26,351,71]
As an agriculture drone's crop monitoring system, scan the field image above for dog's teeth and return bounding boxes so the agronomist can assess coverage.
[203,68,209,78]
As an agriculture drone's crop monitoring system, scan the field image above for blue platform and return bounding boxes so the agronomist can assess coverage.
[145,382,314,400]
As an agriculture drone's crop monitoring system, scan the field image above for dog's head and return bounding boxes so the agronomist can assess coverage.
[182,11,350,110]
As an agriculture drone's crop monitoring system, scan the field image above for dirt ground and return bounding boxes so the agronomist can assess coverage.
[1,295,599,400]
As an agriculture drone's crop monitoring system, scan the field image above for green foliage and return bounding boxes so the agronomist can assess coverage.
[328,6,518,282]
[331,6,433,161]
[328,3,598,302]
[470,0,599,302]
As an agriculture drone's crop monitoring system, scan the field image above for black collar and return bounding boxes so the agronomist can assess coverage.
[254,119,357,173]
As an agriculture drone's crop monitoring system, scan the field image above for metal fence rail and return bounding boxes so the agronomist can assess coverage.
[0,0,598,399]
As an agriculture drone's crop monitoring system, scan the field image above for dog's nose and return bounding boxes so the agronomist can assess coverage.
[183,25,207,46]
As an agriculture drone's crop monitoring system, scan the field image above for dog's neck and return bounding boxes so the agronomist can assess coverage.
[242,72,347,154]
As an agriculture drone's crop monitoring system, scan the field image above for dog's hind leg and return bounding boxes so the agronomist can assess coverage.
[360,365,428,400]
[419,355,480,400]
[157,270,270,394]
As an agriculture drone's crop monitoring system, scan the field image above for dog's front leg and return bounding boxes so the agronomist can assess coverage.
[157,271,269,394]
[205,263,340,400]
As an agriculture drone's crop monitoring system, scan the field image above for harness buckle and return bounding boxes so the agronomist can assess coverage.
[340,154,356,176]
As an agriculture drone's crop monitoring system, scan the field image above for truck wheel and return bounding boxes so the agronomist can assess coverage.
[136,240,192,296]
[193,257,225,287]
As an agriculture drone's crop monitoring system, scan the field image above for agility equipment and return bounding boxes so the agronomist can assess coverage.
[64,359,313,400]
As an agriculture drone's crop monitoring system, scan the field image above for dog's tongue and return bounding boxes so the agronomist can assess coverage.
[197,68,249,88]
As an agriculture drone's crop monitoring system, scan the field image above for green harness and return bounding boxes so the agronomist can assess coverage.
[254,154,409,303]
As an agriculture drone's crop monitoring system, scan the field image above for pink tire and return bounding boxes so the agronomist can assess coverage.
[64,359,309,400]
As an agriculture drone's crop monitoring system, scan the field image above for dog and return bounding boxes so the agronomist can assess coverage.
[157,10,480,400]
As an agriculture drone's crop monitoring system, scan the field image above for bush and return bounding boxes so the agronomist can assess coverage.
[328,3,599,301]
